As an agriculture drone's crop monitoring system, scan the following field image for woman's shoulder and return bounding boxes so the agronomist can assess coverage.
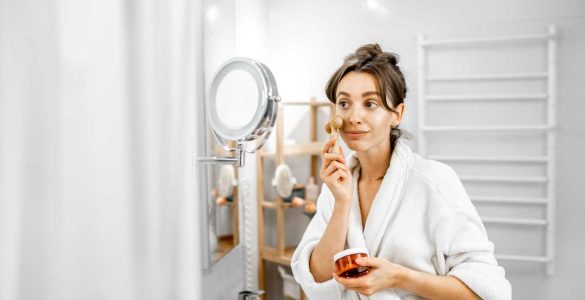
[409,154,459,186]
[407,154,470,209]
[395,140,458,183]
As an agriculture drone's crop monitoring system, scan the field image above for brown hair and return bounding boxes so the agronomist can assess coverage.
[325,43,410,150]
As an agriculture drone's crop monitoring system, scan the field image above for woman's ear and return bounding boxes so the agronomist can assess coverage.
[394,103,405,126]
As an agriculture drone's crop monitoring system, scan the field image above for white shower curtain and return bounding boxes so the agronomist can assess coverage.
[0,0,202,299]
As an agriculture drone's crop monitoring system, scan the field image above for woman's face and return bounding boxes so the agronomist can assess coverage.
[335,71,404,154]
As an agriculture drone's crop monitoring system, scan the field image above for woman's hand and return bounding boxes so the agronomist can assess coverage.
[319,138,352,209]
[333,256,407,297]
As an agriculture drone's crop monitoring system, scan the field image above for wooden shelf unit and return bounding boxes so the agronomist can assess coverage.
[257,97,333,299]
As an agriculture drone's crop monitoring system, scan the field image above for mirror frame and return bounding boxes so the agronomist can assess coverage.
[206,57,279,152]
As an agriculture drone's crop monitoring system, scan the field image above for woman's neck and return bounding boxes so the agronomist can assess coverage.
[356,141,392,183]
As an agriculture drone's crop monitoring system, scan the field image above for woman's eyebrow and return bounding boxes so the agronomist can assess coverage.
[337,91,381,98]
[337,91,350,98]
[362,91,381,98]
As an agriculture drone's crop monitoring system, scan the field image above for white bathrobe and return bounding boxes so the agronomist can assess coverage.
[291,140,511,300]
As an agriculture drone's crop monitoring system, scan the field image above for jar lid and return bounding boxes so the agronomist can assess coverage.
[333,247,369,262]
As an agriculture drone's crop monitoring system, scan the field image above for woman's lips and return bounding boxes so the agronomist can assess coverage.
[343,130,369,138]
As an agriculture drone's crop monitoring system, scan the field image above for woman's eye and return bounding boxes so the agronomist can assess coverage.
[365,101,378,108]
[338,101,349,108]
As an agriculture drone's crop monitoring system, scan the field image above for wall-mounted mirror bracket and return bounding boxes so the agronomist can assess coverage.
[197,143,245,167]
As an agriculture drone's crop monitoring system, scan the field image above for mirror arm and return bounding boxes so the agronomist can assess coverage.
[197,143,245,167]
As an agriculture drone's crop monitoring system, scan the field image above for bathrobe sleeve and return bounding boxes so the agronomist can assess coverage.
[432,164,512,300]
[291,184,343,299]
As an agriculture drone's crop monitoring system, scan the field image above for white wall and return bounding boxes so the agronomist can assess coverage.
[201,0,269,297]
[262,0,585,299]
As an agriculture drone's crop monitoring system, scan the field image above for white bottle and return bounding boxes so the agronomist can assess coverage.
[305,176,319,202]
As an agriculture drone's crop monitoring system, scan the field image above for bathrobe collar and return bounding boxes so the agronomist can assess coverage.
[344,139,414,256]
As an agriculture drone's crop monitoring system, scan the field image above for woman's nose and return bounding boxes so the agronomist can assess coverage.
[346,107,363,125]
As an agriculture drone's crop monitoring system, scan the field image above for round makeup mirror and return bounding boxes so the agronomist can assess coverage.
[198,57,280,167]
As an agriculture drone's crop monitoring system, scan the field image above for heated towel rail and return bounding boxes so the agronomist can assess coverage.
[417,26,557,275]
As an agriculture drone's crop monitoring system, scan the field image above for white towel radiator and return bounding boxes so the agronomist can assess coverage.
[417,26,557,275]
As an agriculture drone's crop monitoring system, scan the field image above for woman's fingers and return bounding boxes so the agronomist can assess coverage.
[322,167,344,184]
[321,139,344,162]
[321,138,336,154]
[355,257,384,268]
[324,161,348,178]
[322,166,347,185]
[333,273,366,289]
[324,161,342,176]
[320,142,346,181]
[321,144,343,159]
[323,152,345,164]
[321,153,345,174]
[329,168,347,183]
[320,139,350,185]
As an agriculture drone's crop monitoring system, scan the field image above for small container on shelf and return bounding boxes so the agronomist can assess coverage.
[300,176,319,217]
[305,177,319,201]
[302,200,316,218]
[283,185,305,204]
[282,185,305,207]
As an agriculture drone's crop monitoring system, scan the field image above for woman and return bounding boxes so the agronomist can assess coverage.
[291,44,511,300]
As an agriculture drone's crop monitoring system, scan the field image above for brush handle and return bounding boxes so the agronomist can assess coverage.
[330,115,343,153]
[329,131,340,153]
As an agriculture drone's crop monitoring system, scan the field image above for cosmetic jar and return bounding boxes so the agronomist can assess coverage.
[333,248,370,278]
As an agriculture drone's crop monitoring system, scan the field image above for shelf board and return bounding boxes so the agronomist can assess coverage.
[261,184,305,209]
[260,141,322,158]
[261,245,297,266]
[212,235,236,262]
[261,201,298,209]
[262,201,277,209]
[220,200,235,206]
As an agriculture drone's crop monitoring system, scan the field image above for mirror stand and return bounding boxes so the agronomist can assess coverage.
[197,57,278,271]
[198,143,245,167]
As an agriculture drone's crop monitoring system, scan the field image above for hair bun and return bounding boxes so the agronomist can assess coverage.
[344,43,379,65]
[355,43,383,59]
[381,52,398,66]
[345,43,399,68]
